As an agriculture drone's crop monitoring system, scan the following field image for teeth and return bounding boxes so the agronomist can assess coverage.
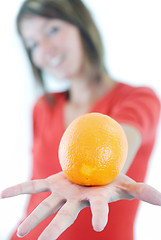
[50,55,63,68]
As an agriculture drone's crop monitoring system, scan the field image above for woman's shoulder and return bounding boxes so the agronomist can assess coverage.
[116,81,160,100]
[109,80,160,115]
[33,91,68,114]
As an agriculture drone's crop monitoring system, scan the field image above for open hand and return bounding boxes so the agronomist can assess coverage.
[1,171,161,240]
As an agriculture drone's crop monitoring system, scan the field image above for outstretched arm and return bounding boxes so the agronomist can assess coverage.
[1,171,161,240]
[121,124,142,173]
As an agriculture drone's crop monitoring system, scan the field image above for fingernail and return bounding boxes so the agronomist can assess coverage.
[17,229,28,238]
[0,191,5,198]
[16,232,24,238]
[0,190,11,198]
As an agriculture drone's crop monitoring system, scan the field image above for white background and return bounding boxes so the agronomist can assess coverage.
[0,0,161,239]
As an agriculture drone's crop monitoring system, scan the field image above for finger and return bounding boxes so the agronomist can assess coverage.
[17,195,65,237]
[128,183,161,205]
[38,200,80,240]
[89,197,109,232]
[1,179,50,198]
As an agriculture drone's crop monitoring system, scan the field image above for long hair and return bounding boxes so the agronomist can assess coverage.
[16,0,106,104]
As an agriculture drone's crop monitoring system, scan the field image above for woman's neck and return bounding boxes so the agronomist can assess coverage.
[68,72,116,108]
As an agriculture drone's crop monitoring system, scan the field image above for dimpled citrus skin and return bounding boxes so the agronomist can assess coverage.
[58,113,128,186]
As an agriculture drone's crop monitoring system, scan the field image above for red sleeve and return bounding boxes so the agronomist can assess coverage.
[111,86,161,142]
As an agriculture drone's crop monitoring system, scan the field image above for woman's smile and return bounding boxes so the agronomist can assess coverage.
[48,54,65,69]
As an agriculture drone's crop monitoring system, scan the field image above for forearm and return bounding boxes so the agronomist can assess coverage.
[120,124,142,174]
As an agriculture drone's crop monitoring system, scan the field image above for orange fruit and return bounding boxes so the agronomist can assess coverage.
[58,113,128,186]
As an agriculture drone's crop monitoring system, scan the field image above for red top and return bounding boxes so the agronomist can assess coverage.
[10,82,160,240]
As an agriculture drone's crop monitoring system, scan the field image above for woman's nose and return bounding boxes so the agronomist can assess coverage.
[41,40,57,61]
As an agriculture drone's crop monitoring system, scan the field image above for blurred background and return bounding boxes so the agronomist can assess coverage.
[0,0,161,239]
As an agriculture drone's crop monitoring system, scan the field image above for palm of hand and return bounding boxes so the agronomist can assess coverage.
[1,172,161,240]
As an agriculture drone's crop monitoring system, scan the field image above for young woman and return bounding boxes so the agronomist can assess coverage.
[1,0,161,239]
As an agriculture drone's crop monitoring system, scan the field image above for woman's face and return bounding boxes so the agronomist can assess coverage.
[20,16,85,80]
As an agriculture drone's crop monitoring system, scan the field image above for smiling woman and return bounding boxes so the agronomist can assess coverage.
[16,0,105,101]
[0,0,161,240]
[20,17,85,80]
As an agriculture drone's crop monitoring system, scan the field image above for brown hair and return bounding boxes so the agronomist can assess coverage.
[16,0,106,104]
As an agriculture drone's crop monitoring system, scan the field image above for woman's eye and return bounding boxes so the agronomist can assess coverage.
[47,27,59,36]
